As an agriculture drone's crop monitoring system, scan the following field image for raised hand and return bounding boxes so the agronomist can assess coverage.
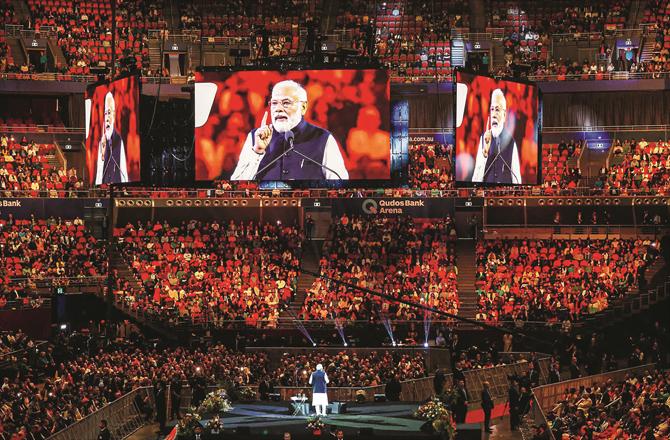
[483,116,492,158]
[253,111,273,154]
[99,134,106,162]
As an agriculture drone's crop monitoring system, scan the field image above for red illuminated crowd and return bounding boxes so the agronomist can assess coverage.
[474,238,658,322]
[408,142,454,191]
[601,138,670,195]
[0,135,83,196]
[300,215,458,321]
[113,220,302,328]
[0,216,106,309]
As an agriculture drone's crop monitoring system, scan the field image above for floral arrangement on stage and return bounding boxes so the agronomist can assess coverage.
[198,389,233,415]
[415,397,457,440]
[175,411,202,439]
[306,416,325,435]
[205,415,223,434]
[239,386,257,401]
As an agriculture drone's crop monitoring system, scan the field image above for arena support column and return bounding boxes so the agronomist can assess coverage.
[106,184,115,324]
[111,0,117,78]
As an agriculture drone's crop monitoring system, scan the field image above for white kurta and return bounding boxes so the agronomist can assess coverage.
[309,372,329,406]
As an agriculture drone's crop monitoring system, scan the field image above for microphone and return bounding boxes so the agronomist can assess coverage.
[252,130,296,180]
[481,135,520,184]
[253,129,344,180]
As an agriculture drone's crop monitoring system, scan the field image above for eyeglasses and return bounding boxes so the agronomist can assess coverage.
[268,99,303,109]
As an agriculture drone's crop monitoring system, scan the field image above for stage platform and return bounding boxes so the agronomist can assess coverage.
[163,401,477,439]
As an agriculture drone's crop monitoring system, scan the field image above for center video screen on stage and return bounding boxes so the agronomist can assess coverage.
[85,75,141,186]
[454,70,541,185]
[194,69,391,182]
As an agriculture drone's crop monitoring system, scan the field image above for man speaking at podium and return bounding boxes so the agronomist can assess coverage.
[471,88,521,184]
[231,80,349,181]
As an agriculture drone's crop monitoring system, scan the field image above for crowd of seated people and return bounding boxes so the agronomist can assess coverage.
[644,0,670,73]
[0,329,270,440]
[542,140,583,194]
[545,370,670,439]
[600,138,670,195]
[475,238,658,322]
[0,330,33,356]
[114,220,302,328]
[491,0,629,36]
[24,0,162,75]
[270,350,427,387]
[337,0,467,81]
[408,142,453,191]
[178,0,312,60]
[0,134,83,196]
[300,215,458,321]
[0,216,105,292]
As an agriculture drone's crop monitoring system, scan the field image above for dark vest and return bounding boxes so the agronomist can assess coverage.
[311,370,327,393]
[483,134,515,184]
[102,130,124,184]
[254,119,330,180]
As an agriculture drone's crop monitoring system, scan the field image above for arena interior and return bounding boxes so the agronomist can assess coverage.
[1,0,670,439]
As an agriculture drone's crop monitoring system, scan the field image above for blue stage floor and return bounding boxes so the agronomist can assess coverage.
[166,402,438,439]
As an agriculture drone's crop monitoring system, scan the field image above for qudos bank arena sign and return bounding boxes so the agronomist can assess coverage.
[331,198,454,217]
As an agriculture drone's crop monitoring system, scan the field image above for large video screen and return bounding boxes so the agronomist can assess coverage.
[85,75,140,186]
[455,71,541,185]
[195,69,391,182]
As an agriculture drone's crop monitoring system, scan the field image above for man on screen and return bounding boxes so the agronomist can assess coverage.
[95,92,129,185]
[231,80,349,180]
[471,88,521,184]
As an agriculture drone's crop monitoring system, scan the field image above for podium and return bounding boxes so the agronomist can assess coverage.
[290,396,309,416]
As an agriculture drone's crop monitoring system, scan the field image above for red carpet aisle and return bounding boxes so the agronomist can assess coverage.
[465,402,508,424]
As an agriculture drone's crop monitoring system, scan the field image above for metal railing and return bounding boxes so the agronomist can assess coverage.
[550,28,645,42]
[0,125,85,134]
[527,71,669,81]
[0,297,52,311]
[1,185,670,199]
[0,73,97,82]
[48,386,154,440]
[0,340,47,362]
[1,70,668,84]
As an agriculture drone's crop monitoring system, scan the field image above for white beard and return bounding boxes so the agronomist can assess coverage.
[105,125,113,140]
[491,123,503,138]
[273,113,301,133]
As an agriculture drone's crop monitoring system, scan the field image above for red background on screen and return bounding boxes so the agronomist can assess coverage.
[85,76,140,185]
[195,69,391,181]
[455,72,540,184]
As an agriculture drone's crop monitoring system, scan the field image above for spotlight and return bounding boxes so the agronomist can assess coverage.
[313,342,317,347]
[344,342,348,347]
[392,341,397,347]
[59,324,67,330]
[424,342,429,348]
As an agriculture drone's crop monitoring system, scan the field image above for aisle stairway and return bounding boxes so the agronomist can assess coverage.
[277,239,323,328]
[107,250,181,340]
[6,37,26,67]
[456,240,478,320]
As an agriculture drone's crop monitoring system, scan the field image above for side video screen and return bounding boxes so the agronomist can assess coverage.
[85,75,141,186]
[455,71,541,185]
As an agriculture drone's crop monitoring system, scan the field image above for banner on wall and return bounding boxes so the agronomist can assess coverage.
[409,133,454,144]
[303,198,454,217]
[0,198,108,219]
